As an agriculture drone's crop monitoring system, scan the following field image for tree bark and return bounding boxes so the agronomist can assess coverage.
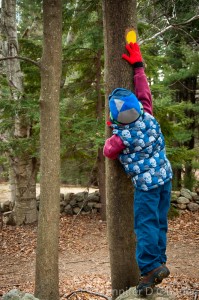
[95,49,106,220]
[102,0,139,298]
[1,0,38,225]
[34,1,62,299]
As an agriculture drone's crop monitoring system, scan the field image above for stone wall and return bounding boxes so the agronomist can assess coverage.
[1,188,199,224]
[0,191,101,222]
[171,188,199,212]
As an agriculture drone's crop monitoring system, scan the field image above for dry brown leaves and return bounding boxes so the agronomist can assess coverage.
[0,211,199,300]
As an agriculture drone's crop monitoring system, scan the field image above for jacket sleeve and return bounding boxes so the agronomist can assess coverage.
[134,67,153,115]
[103,135,125,159]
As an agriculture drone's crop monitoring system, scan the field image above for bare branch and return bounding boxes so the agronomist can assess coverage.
[139,14,199,44]
[0,56,40,68]
[176,14,199,26]
[139,25,172,44]
[64,289,110,300]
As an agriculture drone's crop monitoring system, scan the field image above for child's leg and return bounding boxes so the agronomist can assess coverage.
[158,180,172,264]
[134,187,162,275]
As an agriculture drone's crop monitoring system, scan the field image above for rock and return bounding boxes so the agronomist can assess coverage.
[177,203,187,210]
[74,191,88,202]
[77,201,84,208]
[3,211,16,226]
[93,203,102,209]
[60,193,64,201]
[2,289,40,300]
[115,287,175,300]
[192,194,199,202]
[69,198,77,207]
[87,201,96,208]
[1,200,13,212]
[64,193,74,205]
[187,202,199,212]
[195,187,199,195]
[60,200,67,207]
[180,188,192,200]
[191,192,198,198]
[177,197,190,205]
[171,191,180,203]
[83,204,91,212]
[87,192,100,203]
[64,204,73,215]
[73,207,81,214]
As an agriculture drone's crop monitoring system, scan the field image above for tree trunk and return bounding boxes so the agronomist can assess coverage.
[95,49,106,220]
[1,0,37,225]
[183,77,196,190]
[102,0,139,298]
[34,1,62,300]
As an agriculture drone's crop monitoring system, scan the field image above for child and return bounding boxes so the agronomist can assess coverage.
[103,43,173,296]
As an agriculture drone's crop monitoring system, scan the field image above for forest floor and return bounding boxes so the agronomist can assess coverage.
[0,184,199,300]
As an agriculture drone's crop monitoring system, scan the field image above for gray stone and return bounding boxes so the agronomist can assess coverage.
[192,195,199,202]
[191,192,198,198]
[83,204,91,212]
[1,200,13,212]
[64,204,73,215]
[64,193,74,205]
[177,197,190,205]
[3,211,16,226]
[171,191,180,203]
[187,202,199,212]
[22,294,40,300]
[87,192,100,203]
[77,201,84,208]
[60,200,67,207]
[81,211,90,215]
[60,193,64,200]
[74,191,88,202]
[180,188,192,200]
[93,203,102,209]
[116,287,175,300]
[73,207,81,214]
[69,198,77,207]
[2,289,40,300]
[87,201,96,208]
[177,203,187,210]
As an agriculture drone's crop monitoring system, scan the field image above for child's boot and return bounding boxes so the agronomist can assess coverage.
[136,265,170,296]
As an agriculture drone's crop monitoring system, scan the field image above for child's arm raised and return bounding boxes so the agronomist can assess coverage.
[122,43,153,115]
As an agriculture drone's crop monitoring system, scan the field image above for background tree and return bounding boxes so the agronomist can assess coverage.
[61,0,106,218]
[102,0,139,298]
[137,0,199,189]
[0,0,38,225]
[34,0,62,299]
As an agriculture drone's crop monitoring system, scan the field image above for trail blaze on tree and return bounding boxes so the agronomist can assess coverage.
[102,0,139,298]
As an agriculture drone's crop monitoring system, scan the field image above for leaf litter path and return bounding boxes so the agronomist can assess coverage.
[1,211,199,300]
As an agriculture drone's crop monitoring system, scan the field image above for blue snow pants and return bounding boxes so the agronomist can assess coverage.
[134,180,172,276]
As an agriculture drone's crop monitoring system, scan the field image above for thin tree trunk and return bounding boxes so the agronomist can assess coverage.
[34,1,62,299]
[95,49,106,220]
[1,0,37,225]
[102,0,139,298]
[183,77,196,190]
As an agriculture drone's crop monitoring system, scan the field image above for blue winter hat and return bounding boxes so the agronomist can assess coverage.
[109,88,141,124]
